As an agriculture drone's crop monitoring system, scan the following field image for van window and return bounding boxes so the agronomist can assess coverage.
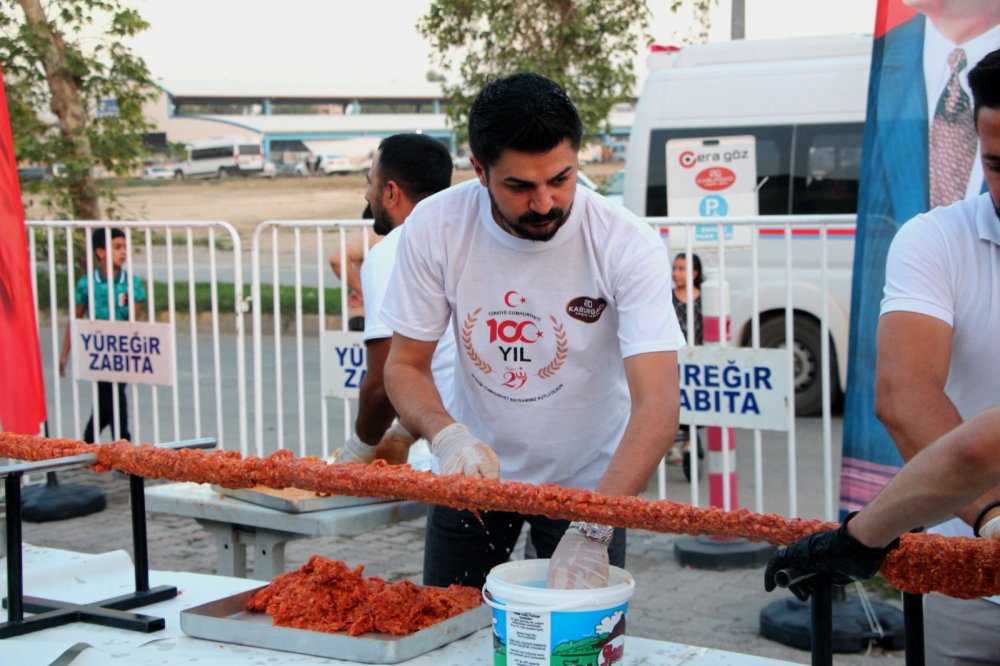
[646,126,793,216]
[191,146,234,160]
[791,123,863,214]
[239,144,262,156]
[645,123,864,216]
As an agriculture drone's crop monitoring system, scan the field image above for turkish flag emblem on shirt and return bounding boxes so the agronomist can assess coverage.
[0,64,47,435]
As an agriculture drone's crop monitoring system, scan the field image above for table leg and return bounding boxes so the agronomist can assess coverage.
[197,520,247,578]
[251,531,291,581]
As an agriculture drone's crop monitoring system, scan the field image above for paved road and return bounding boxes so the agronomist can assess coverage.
[18,328,904,664]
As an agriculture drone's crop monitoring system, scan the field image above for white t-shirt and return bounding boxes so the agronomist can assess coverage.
[361,226,456,414]
[881,192,1000,575]
[382,178,684,489]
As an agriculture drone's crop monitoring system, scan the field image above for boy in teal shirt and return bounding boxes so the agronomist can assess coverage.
[60,228,147,442]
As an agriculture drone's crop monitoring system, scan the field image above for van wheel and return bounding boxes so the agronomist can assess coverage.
[217,168,228,179]
[173,170,184,180]
[758,316,841,417]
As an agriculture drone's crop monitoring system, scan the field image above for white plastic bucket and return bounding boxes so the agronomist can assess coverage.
[483,559,635,666]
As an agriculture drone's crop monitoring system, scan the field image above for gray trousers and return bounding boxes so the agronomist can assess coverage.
[923,593,1000,665]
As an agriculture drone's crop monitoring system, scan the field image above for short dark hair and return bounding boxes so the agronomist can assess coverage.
[376,134,453,202]
[92,227,125,252]
[468,72,583,169]
[969,47,1000,124]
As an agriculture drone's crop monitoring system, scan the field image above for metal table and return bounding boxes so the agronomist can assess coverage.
[0,545,798,665]
[144,482,427,580]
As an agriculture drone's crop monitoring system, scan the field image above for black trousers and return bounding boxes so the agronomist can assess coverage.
[422,504,626,589]
[83,382,131,443]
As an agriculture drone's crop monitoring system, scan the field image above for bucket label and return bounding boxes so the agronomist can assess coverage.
[507,610,550,663]
[493,602,628,666]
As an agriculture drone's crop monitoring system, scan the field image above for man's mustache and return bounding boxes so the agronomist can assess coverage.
[519,209,564,224]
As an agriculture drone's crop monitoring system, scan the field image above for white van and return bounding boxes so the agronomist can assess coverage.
[625,35,871,415]
[174,137,266,179]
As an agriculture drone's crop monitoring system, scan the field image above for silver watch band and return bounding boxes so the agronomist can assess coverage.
[569,520,614,546]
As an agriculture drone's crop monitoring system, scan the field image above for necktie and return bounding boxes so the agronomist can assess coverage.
[929,48,978,209]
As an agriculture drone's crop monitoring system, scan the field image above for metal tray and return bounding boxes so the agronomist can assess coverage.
[213,485,391,512]
[180,587,490,664]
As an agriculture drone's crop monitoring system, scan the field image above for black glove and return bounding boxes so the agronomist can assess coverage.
[763,512,900,601]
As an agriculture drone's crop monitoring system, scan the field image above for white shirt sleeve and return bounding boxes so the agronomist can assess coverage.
[381,219,452,342]
[880,215,955,326]
[360,234,394,342]
[611,228,685,357]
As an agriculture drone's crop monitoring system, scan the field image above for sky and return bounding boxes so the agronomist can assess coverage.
[123,0,878,87]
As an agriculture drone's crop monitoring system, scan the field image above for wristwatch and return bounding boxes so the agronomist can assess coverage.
[570,521,614,546]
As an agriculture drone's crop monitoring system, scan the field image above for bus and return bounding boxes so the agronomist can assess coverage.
[625,35,872,414]
[174,137,266,179]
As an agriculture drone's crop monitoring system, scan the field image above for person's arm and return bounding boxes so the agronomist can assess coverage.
[385,332,498,477]
[60,304,86,377]
[849,405,1000,548]
[874,311,1000,527]
[765,406,1000,600]
[328,231,372,301]
[354,337,396,444]
[596,351,679,497]
[874,311,958,460]
[384,333,454,441]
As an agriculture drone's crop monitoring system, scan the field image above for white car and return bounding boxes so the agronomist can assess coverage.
[318,154,353,175]
[141,166,172,180]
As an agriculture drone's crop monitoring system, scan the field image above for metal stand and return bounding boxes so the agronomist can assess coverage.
[760,580,905,657]
[0,438,215,638]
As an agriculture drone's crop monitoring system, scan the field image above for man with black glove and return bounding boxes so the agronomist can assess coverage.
[764,514,899,601]
[765,405,1000,600]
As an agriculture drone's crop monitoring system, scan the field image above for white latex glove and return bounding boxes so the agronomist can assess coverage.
[430,423,499,478]
[981,516,1000,541]
[331,433,378,464]
[546,529,610,590]
[374,419,417,465]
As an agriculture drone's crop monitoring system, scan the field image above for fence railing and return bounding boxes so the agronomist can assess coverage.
[26,220,248,454]
[250,219,374,458]
[23,214,854,523]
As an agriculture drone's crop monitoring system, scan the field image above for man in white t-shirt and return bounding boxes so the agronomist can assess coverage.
[331,134,454,465]
[874,49,1000,663]
[381,73,684,591]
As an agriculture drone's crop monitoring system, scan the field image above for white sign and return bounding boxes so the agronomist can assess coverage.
[71,320,175,386]
[678,346,790,431]
[666,135,758,249]
[320,331,367,399]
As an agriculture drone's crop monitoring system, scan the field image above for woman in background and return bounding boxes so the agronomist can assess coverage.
[668,252,703,475]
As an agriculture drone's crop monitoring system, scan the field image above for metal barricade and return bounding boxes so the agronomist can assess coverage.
[26,220,247,454]
[648,214,855,523]
[249,219,375,459]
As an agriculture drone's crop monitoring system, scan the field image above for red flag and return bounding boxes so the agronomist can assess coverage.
[0,65,47,434]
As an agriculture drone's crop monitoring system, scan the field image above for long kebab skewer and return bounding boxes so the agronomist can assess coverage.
[2,433,997,598]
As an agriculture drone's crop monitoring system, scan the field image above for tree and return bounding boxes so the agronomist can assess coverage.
[418,0,652,143]
[0,0,156,220]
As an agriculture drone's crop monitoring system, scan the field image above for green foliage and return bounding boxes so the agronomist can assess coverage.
[418,0,653,142]
[0,0,157,219]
